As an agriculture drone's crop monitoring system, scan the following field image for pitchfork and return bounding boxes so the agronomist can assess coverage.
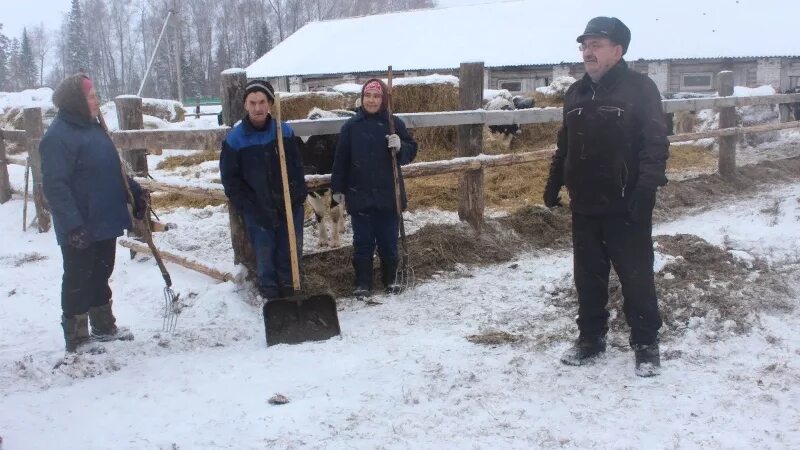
[98,113,180,332]
[386,66,415,293]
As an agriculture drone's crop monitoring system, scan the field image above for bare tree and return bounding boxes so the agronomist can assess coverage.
[29,24,50,86]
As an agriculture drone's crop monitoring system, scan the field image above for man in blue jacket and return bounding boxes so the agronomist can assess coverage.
[220,80,307,300]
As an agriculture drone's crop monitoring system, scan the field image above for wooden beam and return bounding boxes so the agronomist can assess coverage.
[118,238,234,283]
[457,61,485,231]
[114,96,148,176]
[717,71,736,178]
[0,132,10,203]
[669,120,800,143]
[24,108,51,232]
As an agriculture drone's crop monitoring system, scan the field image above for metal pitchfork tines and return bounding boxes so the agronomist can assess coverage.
[162,285,180,333]
[387,65,415,296]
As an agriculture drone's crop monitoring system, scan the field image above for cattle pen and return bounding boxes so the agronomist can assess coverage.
[2,64,800,282]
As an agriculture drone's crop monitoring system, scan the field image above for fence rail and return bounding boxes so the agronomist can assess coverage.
[107,92,800,150]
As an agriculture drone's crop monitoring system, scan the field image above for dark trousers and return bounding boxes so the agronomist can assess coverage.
[244,207,304,298]
[571,212,662,345]
[351,209,399,262]
[60,238,117,317]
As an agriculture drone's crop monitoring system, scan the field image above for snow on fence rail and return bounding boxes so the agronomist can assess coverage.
[2,66,799,280]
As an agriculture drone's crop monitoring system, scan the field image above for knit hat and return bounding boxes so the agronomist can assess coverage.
[360,78,390,112]
[576,16,631,55]
[244,79,275,102]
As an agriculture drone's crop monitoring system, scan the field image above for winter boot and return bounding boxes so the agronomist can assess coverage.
[560,335,606,366]
[89,302,134,342]
[61,313,90,353]
[381,259,401,294]
[633,343,661,377]
[352,257,373,298]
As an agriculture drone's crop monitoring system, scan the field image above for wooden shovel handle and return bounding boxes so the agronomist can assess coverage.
[274,94,302,291]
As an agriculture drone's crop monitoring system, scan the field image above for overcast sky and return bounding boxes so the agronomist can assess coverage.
[1,0,501,41]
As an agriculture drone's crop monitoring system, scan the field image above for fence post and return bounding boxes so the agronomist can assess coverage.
[0,131,11,203]
[220,69,256,272]
[24,107,51,232]
[114,95,149,176]
[457,61,485,231]
[778,103,792,123]
[717,71,736,178]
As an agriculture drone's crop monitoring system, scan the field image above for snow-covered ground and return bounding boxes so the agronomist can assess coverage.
[1,142,800,448]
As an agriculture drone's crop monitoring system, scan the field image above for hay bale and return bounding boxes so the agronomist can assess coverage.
[142,98,185,123]
[279,92,350,120]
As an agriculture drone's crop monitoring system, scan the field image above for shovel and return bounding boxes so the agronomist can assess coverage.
[262,92,341,346]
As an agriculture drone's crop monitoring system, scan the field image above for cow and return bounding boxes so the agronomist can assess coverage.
[485,96,520,148]
[512,95,535,110]
[296,107,355,249]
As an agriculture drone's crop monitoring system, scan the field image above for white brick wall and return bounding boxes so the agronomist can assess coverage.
[756,58,781,90]
[648,62,669,93]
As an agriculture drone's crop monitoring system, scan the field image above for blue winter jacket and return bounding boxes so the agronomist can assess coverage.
[331,108,417,214]
[219,115,308,229]
[40,109,142,246]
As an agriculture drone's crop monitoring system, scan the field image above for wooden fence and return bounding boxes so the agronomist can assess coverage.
[2,66,800,277]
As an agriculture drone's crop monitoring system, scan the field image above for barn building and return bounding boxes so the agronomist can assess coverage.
[246,0,799,96]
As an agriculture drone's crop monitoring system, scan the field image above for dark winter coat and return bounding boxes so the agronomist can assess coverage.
[220,115,308,229]
[331,108,417,214]
[546,59,669,215]
[41,109,142,246]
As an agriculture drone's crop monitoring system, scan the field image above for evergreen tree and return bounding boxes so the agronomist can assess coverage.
[8,38,20,91]
[67,0,90,75]
[19,28,38,88]
[254,23,273,59]
[0,24,10,90]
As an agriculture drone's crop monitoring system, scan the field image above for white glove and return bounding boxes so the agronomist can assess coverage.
[386,134,401,154]
[332,193,345,205]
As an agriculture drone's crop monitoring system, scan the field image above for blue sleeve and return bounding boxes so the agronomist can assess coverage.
[40,132,83,232]
[331,122,351,194]
[394,117,417,165]
[220,138,256,213]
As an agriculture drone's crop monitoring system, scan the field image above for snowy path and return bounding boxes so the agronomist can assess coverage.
[1,169,799,448]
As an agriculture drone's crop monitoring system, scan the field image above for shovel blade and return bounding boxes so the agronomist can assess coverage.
[263,294,340,346]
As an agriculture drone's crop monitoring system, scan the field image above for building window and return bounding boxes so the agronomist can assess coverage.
[790,76,800,89]
[680,73,714,90]
[498,80,522,92]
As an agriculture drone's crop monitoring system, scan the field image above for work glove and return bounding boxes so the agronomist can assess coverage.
[68,226,90,250]
[543,181,562,208]
[133,189,149,220]
[628,187,657,224]
[386,134,402,154]
[332,192,345,206]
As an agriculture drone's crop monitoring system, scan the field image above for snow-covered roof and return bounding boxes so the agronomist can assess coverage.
[246,0,796,78]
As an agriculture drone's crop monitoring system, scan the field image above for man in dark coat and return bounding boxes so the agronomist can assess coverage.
[543,17,669,377]
[41,74,145,352]
[219,80,307,300]
[331,79,417,297]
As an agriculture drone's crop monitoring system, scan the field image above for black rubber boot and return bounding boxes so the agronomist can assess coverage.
[89,301,133,342]
[381,259,400,294]
[61,313,90,353]
[560,335,607,366]
[352,257,373,298]
[633,342,661,377]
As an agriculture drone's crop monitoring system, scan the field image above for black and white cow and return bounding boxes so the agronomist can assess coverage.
[296,107,355,248]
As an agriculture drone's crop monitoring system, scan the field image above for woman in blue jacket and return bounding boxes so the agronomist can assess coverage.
[331,79,417,297]
[40,74,146,352]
